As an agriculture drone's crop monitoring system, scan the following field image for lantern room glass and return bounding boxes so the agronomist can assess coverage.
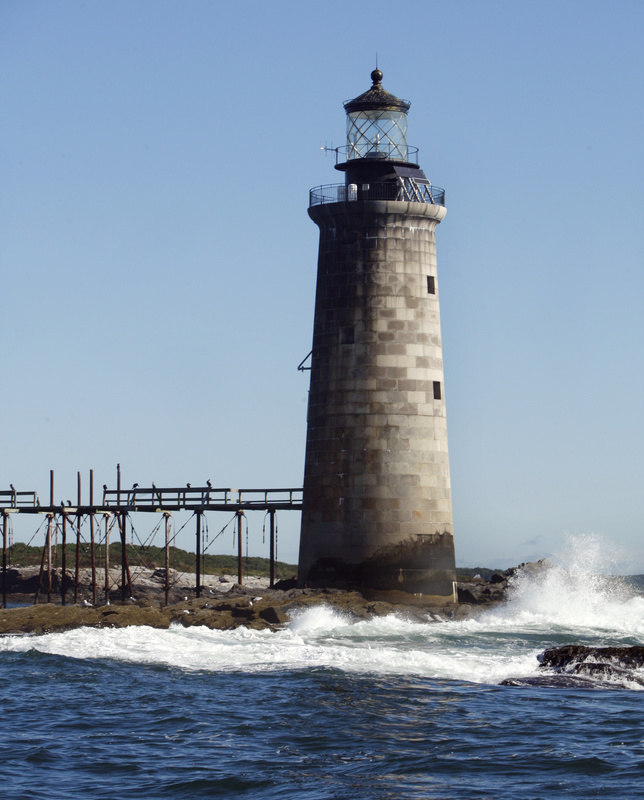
[346,108,408,161]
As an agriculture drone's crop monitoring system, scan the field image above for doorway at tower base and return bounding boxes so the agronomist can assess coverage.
[298,531,457,605]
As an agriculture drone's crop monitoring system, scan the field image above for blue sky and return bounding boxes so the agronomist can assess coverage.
[1,0,643,570]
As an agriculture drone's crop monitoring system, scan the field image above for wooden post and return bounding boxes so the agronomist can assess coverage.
[269,509,275,588]
[164,513,170,606]
[48,470,54,604]
[237,511,243,586]
[104,514,110,604]
[119,511,132,600]
[61,511,67,606]
[195,512,201,598]
[75,472,81,603]
[90,470,97,605]
[120,511,126,601]
[35,525,49,605]
[1,512,7,609]
[46,514,53,603]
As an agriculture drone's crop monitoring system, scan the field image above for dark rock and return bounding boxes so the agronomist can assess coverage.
[500,675,609,689]
[504,645,644,690]
[257,606,284,625]
[457,559,553,608]
[457,586,481,604]
[505,558,552,580]
[365,601,396,617]
[272,577,297,590]
[539,645,644,672]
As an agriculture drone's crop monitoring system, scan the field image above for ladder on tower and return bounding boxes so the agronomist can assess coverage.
[398,177,436,204]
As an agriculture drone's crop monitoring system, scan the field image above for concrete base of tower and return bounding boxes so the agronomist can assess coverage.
[297,531,457,605]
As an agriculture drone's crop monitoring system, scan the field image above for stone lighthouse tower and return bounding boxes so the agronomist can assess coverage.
[298,70,456,603]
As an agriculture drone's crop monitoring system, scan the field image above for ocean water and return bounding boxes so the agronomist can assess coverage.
[1,540,644,799]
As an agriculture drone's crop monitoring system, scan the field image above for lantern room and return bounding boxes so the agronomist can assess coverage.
[341,69,411,162]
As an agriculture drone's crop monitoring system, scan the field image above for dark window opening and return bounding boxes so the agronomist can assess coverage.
[427,275,436,294]
[340,326,355,345]
[433,381,442,400]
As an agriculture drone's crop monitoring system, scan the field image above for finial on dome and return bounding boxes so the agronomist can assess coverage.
[371,69,383,86]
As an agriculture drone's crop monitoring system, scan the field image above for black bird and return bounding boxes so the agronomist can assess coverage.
[206,480,212,488]
[10,484,15,491]
[132,483,139,489]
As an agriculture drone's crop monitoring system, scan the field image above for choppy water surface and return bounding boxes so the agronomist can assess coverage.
[1,537,644,799]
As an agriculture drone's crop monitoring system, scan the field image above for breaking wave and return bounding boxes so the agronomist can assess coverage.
[1,533,642,688]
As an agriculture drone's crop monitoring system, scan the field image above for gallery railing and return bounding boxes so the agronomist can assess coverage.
[309,181,446,208]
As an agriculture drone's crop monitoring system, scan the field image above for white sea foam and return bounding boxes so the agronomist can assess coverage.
[0,617,541,684]
[479,533,644,638]
[1,533,641,686]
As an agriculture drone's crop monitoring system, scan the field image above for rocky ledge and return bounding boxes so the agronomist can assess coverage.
[502,645,644,690]
[0,584,473,636]
[456,559,551,605]
[0,560,551,637]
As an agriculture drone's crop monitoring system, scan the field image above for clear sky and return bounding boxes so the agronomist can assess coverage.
[1,0,643,570]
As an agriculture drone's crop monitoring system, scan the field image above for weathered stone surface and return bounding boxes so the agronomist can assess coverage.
[299,198,456,599]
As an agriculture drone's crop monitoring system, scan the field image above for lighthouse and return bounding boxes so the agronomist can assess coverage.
[298,70,456,603]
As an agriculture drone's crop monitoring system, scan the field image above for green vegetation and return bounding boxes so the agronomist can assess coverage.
[6,542,297,580]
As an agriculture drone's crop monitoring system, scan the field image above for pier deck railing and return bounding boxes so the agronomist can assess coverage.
[1,479,303,607]
[102,485,303,512]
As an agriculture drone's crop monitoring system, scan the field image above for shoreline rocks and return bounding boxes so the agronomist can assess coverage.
[456,558,552,606]
[0,560,551,637]
[501,645,644,689]
[0,584,468,636]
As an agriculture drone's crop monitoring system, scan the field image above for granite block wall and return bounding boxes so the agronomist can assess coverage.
[298,200,456,601]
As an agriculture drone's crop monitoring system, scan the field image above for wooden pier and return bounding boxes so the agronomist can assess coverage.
[1,468,302,608]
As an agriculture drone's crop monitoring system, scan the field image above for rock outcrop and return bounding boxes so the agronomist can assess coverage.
[502,645,644,689]
[457,559,552,606]
[0,582,469,636]
[0,559,555,636]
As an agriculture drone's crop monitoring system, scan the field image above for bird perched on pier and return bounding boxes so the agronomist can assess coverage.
[132,483,139,489]
[206,480,212,488]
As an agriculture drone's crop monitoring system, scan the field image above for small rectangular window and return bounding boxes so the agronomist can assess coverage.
[433,381,442,400]
[340,326,355,345]
[427,276,435,294]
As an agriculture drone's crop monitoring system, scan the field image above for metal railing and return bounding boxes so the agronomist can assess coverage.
[102,485,303,510]
[336,144,419,164]
[309,181,446,208]
[0,489,38,509]
[0,484,303,513]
